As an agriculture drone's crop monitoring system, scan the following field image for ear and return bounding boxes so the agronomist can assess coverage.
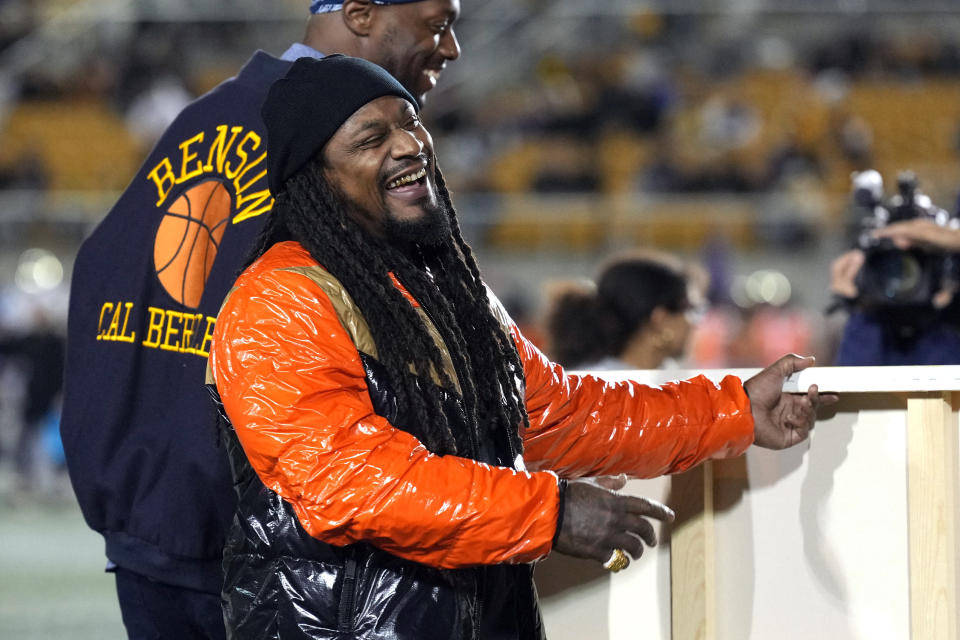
[648,306,670,330]
[342,0,376,37]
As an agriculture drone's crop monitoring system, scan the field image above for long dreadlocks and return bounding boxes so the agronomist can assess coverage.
[248,158,528,459]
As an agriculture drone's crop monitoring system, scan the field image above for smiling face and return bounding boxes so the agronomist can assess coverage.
[321,95,447,244]
[369,0,461,104]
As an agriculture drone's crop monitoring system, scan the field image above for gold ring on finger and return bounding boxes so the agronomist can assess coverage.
[602,548,629,572]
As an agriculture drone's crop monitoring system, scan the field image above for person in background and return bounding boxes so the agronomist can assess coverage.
[59,2,460,638]
[830,217,960,365]
[536,250,705,634]
[543,250,706,370]
[0,306,64,495]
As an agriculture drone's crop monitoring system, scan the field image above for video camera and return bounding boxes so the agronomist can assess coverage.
[851,169,959,310]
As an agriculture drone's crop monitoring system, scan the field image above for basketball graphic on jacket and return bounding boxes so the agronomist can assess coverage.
[153,180,232,308]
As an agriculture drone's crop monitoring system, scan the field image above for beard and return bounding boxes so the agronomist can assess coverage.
[325,177,454,255]
[382,196,452,251]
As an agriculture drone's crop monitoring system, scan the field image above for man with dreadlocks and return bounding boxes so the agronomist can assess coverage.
[208,56,831,640]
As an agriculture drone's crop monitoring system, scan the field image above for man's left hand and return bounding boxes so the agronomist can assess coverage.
[744,354,838,450]
[872,218,960,252]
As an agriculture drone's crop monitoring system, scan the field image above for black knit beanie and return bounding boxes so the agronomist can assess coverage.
[262,55,418,194]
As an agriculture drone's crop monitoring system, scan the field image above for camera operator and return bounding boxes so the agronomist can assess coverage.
[830,170,960,365]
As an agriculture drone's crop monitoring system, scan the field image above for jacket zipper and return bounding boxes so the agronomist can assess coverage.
[337,555,359,632]
[470,566,483,640]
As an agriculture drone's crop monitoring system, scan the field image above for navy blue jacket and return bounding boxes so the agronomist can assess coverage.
[835,308,960,366]
[61,51,293,593]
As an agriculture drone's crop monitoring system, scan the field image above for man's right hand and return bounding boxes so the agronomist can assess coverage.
[552,479,675,568]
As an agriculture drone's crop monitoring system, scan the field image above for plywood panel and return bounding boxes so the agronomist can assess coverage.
[907,392,959,640]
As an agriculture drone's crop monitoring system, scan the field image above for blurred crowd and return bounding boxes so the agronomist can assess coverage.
[3,7,960,202]
[434,13,960,206]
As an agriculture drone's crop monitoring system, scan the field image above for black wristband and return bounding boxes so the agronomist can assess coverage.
[552,478,568,547]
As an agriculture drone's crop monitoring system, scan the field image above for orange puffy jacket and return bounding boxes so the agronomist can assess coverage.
[210,241,754,570]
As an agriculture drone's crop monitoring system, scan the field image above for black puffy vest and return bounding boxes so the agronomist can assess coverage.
[210,351,546,640]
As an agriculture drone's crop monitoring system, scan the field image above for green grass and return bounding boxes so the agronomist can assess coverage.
[0,484,126,639]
